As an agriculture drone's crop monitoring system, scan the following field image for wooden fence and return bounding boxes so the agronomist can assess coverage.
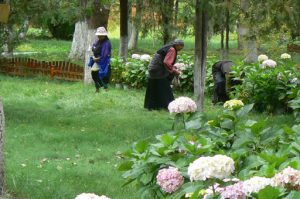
[0,57,84,81]
[288,44,300,54]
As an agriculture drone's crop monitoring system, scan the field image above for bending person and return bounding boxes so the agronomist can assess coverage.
[144,39,184,110]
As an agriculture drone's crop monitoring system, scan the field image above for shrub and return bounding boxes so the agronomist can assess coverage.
[230,60,300,113]
[119,100,300,198]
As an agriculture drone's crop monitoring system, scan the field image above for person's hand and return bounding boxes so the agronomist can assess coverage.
[93,56,100,61]
[174,69,181,76]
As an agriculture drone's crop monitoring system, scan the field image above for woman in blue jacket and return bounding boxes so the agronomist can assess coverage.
[88,26,112,92]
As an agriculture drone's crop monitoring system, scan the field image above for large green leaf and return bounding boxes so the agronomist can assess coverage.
[135,140,149,153]
[220,119,234,130]
[232,135,253,149]
[118,161,133,171]
[186,118,202,129]
[159,133,177,146]
[285,191,300,199]
[237,103,254,118]
[292,124,300,134]
[256,186,281,199]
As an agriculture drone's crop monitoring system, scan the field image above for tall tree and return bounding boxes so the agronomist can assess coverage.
[160,0,175,44]
[194,0,209,111]
[128,0,141,50]
[1,0,48,57]
[239,0,257,63]
[224,0,231,58]
[0,99,5,195]
[119,0,128,60]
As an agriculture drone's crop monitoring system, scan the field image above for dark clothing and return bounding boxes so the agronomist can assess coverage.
[88,37,112,90]
[144,45,179,110]
[88,38,112,79]
[212,61,234,104]
[144,78,174,110]
[91,66,111,89]
[148,45,177,79]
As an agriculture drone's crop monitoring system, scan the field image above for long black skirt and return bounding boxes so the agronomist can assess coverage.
[144,78,174,110]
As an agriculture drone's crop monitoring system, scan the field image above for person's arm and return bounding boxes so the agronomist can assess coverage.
[163,47,180,75]
[100,40,111,59]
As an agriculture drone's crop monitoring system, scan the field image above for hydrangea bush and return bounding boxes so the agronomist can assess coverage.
[111,53,218,92]
[230,55,300,113]
[119,97,300,198]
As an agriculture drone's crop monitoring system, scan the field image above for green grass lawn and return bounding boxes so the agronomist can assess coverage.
[0,74,295,199]
[1,75,171,199]
[2,34,298,198]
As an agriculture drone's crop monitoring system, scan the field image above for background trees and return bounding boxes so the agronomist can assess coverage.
[1,0,299,100]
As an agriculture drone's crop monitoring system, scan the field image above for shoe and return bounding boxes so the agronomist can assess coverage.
[95,88,100,93]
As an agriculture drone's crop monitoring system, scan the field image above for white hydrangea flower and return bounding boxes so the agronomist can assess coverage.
[140,54,151,61]
[242,176,273,195]
[174,63,186,68]
[131,54,141,59]
[280,53,291,59]
[257,54,269,62]
[75,193,110,199]
[168,97,197,114]
[290,77,298,83]
[262,59,277,68]
[271,166,300,190]
[99,196,111,199]
[223,99,244,110]
[277,72,283,80]
[187,155,235,181]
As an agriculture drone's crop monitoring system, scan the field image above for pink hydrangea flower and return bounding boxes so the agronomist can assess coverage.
[168,97,197,114]
[272,167,300,190]
[262,59,277,68]
[220,182,246,199]
[156,166,184,193]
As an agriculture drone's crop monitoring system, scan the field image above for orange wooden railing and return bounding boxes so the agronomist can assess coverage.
[288,44,300,54]
[0,57,84,81]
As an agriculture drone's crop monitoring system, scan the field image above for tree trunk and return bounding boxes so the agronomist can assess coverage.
[174,0,179,27]
[128,23,138,50]
[84,28,98,84]
[237,21,243,50]
[128,1,141,50]
[161,0,174,44]
[119,0,128,60]
[2,23,13,57]
[220,28,225,59]
[0,99,5,195]
[244,35,257,63]
[69,21,89,60]
[240,0,257,63]
[224,7,229,58]
[18,18,29,40]
[194,0,208,111]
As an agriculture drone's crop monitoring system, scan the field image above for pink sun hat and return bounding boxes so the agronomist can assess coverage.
[95,27,108,36]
